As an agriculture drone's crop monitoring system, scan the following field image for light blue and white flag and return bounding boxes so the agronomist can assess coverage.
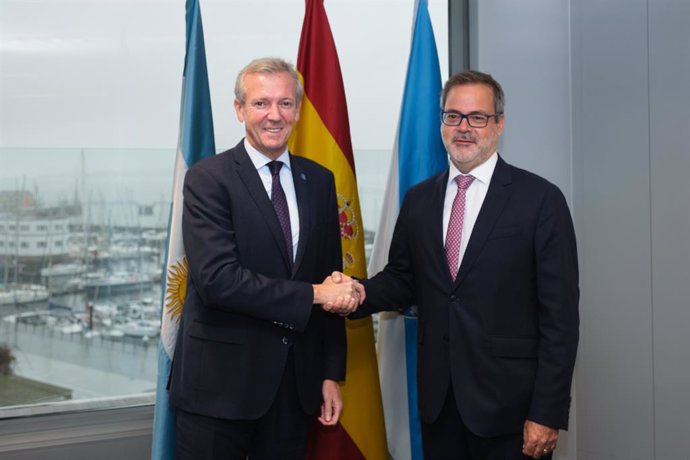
[368,1,447,459]
[151,0,215,458]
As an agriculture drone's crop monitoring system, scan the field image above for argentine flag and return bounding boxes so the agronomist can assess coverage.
[151,0,215,458]
[368,1,447,459]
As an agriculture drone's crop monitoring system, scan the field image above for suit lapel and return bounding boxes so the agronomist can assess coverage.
[290,156,309,276]
[428,169,456,285]
[454,155,512,287]
[233,143,294,273]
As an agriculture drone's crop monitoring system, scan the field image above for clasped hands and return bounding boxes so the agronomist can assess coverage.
[312,271,365,316]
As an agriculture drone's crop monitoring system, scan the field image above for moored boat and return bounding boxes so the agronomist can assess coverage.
[0,284,50,306]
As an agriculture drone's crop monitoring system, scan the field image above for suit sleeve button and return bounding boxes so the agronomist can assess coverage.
[281,337,289,345]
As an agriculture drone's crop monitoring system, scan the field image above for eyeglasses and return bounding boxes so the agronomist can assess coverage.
[441,111,502,128]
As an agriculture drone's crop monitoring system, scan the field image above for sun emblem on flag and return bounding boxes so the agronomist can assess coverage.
[165,257,188,323]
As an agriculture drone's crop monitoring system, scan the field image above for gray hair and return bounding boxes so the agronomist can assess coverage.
[440,70,505,115]
[234,57,303,105]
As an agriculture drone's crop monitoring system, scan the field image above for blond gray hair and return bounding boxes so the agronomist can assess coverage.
[234,57,303,105]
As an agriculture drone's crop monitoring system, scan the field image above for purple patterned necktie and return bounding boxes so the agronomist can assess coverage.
[445,175,475,281]
[267,161,293,266]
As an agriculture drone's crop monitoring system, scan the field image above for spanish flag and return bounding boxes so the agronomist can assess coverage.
[288,1,387,459]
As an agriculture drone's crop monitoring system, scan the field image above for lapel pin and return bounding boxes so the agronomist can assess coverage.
[300,173,306,181]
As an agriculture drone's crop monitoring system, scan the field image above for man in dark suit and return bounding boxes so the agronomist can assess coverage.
[169,57,359,460]
[338,70,579,460]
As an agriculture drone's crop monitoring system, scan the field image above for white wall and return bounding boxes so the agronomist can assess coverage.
[472,1,690,459]
[572,0,690,458]
[0,0,448,151]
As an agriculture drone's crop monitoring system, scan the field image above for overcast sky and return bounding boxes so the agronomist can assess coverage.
[0,0,448,156]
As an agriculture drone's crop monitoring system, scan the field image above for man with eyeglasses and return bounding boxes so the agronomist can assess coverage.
[336,70,579,459]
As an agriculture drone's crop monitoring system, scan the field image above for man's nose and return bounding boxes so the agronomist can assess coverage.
[457,117,471,130]
[267,104,281,119]
[458,117,471,129]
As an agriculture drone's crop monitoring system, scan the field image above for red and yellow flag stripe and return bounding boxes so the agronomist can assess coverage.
[289,1,387,459]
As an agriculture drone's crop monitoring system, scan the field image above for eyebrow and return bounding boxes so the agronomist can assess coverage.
[444,110,491,115]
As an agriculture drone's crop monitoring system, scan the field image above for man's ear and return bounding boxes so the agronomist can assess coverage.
[234,99,245,123]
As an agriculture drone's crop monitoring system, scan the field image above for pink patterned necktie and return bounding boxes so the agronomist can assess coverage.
[445,175,474,281]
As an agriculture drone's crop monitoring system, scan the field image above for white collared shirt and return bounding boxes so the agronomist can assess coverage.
[442,152,498,267]
[244,139,300,260]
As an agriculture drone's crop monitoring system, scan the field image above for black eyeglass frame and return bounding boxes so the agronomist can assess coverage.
[440,110,503,128]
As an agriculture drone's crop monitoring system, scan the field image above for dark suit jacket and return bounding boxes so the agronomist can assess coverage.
[169,140,346,420]
[358,155,579,437]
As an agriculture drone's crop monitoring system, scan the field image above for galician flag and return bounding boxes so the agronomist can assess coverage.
[288,1,387,459]
[151,0,215,458]
[368,1,447,459]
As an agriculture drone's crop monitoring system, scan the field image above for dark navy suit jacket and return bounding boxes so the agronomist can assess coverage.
[356,155,579,437]
[169,140,346,420]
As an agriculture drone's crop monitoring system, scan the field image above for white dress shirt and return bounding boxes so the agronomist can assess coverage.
[244,139,300,261]
[442,152,498,267]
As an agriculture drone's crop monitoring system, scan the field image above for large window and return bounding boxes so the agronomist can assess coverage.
[0,0,447,413]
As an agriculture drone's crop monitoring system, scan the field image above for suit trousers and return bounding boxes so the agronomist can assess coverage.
[175,348,312,460]
[421,385,552,460]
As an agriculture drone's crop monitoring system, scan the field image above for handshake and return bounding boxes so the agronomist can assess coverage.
[313,271,366,316]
